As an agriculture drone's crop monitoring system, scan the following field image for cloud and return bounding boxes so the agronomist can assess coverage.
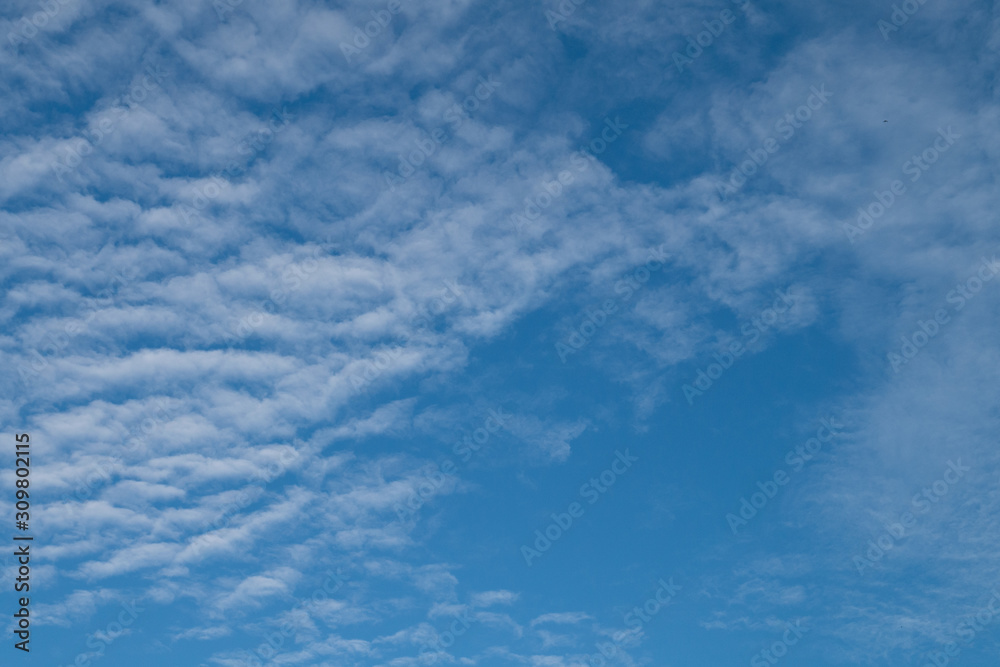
[530,612,593,626]
[471,590,520,607]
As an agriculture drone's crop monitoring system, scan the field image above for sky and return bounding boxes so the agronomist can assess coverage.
[2,0,1000,665]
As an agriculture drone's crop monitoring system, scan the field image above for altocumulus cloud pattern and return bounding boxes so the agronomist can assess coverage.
[1,0,1000,665]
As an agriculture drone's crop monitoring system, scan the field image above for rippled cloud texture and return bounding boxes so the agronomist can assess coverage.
[2,0,1000,665]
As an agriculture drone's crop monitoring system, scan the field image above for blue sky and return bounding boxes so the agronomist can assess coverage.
[2,0,1000,665]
